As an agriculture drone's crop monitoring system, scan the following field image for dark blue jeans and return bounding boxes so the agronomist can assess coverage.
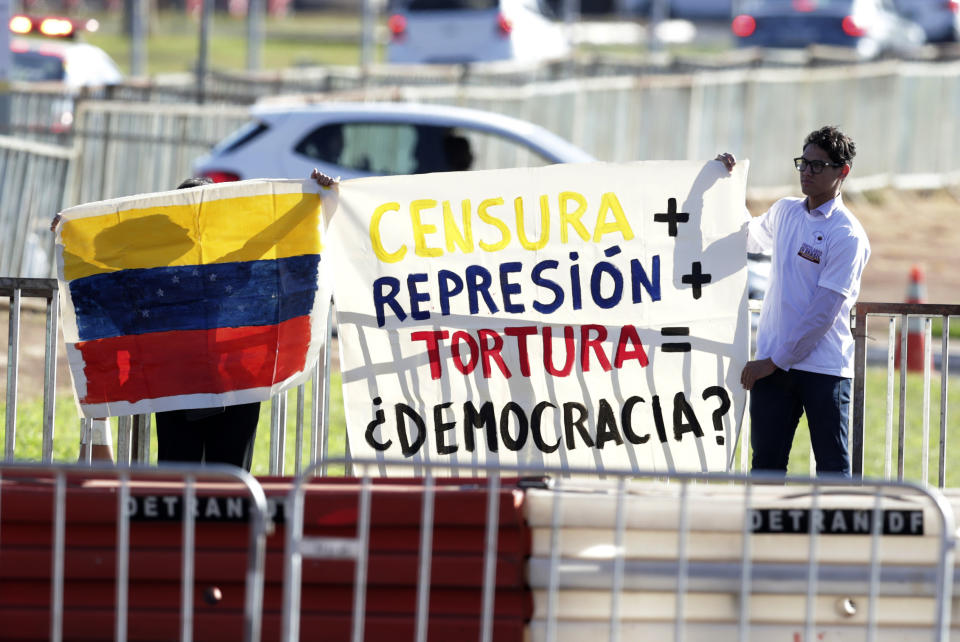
[750,368,851,477]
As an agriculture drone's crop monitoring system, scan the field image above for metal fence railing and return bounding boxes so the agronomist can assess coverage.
[852,303,960,486]
[87,44,960,107]
[4,274,959,487]
[282,458,958,642]
[0,136,74,279]
[2,456,956,640]
[0,461,269,641]
[1,277,59,462]
[0,276,334,474]
[7,59,955,206]
[68,100,248,205]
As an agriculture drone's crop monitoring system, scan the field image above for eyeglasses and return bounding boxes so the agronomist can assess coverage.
[794,157,844,174]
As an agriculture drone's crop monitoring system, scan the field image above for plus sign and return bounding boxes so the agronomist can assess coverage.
[654,198,689,237]
[681,261,712,299]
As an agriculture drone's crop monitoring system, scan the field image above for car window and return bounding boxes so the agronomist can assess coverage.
[405,0,499,10]
[294,122,555,175]
[740,0,852,7]
[11,50,66,82]
[212,121,271,155]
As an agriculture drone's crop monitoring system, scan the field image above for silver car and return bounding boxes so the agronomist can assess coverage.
[386,0,570,64]
[193,101,594,182]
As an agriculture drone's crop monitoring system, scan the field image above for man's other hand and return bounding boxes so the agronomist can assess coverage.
[741,358,776,390]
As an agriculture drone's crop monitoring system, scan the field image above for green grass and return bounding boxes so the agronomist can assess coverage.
[776,367,960,485]
[76,10,382,74]
[4,368,959,484]
[1,372,347,477]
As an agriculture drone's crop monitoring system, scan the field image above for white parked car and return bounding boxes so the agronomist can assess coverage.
[9,15,122,87]
[386,0,571,64]
[9,16,123,133]
[193,101,595,182]
[11,37,122,88]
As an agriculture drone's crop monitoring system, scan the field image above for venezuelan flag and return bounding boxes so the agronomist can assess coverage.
[55,179,331,418]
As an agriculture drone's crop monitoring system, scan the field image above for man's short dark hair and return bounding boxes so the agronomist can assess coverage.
[177,176,214,190]
[804,126,856,166]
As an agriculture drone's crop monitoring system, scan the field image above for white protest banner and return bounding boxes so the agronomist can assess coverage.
[328,161,750,473]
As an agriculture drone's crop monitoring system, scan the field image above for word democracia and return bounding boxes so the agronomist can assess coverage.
[368,192,635,263]
[365,387,732,457]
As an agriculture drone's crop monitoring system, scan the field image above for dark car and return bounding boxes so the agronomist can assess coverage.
[893,0,959,42]
[732,0,926,58]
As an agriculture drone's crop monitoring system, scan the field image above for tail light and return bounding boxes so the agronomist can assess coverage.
[497,12,512,37]
[9,14,90,38]
[947,0,959,13]
[841,15,867,37]
[792,0,815,11]
[39,17,74,37]
[202,171,241,183]
[387,14,407,41]
[9,15,33,34]
[731,14,757,37]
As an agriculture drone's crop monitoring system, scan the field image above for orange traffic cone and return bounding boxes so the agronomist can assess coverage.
[894,264,928,372]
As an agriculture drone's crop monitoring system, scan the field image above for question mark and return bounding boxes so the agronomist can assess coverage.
[702,386,731,445]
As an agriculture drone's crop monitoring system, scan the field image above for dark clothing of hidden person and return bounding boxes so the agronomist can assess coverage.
[717,126,870,478]
[155,176,260,471]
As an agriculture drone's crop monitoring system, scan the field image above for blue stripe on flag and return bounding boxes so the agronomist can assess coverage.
[70,254,321,342]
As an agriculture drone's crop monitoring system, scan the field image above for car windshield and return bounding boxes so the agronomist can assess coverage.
[11,50,66,82]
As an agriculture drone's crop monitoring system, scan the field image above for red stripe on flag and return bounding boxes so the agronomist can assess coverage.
[77,316,311,404]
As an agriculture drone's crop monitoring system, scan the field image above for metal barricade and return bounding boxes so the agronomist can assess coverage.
[0,135,74,278]
[852,302,960,485]
[0,461,269,641]
[1,277,59,462]
[281,458,957,642]
[267,300,339,477]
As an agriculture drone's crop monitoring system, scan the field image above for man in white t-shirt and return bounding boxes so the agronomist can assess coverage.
[717,126,870,477]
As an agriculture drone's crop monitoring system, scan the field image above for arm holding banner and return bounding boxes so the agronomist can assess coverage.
[311,168,338,187]
[719,125,869,477]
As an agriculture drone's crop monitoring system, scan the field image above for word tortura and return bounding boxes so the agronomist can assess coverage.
[411,324,650,380]
[365,387,732,457]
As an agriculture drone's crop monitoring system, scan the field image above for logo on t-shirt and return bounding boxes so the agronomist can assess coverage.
[797,242,822,264]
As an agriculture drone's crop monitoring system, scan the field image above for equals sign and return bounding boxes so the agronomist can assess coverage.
[661,327,691,352]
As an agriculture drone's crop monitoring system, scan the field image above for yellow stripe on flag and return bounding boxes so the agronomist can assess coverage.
[61,192,323,281]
